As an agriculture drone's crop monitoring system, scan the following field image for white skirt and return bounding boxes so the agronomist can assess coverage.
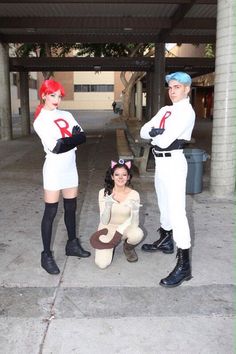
[43,150,79,191]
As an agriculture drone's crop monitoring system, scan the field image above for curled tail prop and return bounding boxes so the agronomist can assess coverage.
[90,229,122,249]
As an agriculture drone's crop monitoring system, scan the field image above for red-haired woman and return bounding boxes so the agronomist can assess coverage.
[34,79,90,275]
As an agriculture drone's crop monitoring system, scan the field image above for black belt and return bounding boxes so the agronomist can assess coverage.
[152,149,171,157]
[153,139,186,152]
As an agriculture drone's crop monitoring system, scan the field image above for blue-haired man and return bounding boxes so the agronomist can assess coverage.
[140,72,195,287]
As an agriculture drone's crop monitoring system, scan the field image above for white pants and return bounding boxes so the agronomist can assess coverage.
[154,150,191,249]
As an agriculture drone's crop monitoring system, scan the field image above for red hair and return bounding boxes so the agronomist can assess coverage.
[34,79,65,119]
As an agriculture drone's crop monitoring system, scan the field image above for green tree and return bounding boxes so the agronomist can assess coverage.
[75,43,155,118]
[204,44,215,58]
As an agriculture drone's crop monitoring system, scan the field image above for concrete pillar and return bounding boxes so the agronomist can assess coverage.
[146,72,153,120]
[210,0,236,197]
[136,80,143,121]
[152,43,165,115]
[19,71,31,136]
[0,43,12,140]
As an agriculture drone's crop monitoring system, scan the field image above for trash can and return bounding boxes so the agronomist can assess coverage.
[184,148,209,194]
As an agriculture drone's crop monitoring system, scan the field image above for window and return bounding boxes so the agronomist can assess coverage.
[74,84,114,92]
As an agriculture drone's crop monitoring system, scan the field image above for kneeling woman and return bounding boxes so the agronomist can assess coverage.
[90,160,144,269]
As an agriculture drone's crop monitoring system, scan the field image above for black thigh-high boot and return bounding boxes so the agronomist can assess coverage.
[41,202,60,274]
[141,227,174,254]
[63,198,91,258]
[159,248,192,287]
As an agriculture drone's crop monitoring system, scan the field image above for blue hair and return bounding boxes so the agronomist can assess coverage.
[165,72,192,86]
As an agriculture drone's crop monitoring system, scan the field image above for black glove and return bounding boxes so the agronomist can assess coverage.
[72,125,81,135]
[149,127,165,137]
[52,129,86,154]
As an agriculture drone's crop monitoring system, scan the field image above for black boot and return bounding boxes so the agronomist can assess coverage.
[66,238,91,257]
[123,240,138,262]
[141,228,174,254]
[41,251,60,275]
[159,248,192,287]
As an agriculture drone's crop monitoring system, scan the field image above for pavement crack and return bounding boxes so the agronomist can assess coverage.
[38,258,68,354]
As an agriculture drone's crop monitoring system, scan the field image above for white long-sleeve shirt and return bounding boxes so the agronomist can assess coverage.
[33,108,83,156]
[140,98,195,149]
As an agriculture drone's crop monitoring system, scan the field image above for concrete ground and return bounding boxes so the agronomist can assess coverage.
[0,111,234,354]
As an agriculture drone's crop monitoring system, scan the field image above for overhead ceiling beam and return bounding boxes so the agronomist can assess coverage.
[9,57,154,71]
[157,0,197,41]
[0,17,171,29]
[0,17,215,30]
[166,57,215,68]
[9,56,215,73]
[0,33,216,44]
[165,34,216,43]
[0,0,217,4]
[176,18,216,29]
